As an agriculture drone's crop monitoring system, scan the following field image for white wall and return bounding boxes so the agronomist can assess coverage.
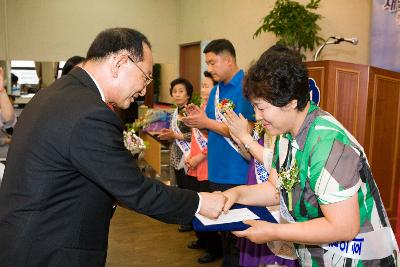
[1,0,372,66]
[178,0,371,70]
[1,0,179,66]
[0,0,373,96]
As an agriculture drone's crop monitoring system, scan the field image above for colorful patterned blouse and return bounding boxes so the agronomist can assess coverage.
[272,102,398,266]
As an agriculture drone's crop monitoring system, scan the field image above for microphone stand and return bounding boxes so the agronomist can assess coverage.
[313,37,338,61]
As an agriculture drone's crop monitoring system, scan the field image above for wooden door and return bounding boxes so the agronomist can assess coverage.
[365,67,400,229]
[180,42,201,94]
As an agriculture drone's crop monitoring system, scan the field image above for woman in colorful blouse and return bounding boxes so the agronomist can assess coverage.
[222,48,399,266]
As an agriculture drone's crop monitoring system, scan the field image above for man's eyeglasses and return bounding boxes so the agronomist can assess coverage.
[127,55,153,87]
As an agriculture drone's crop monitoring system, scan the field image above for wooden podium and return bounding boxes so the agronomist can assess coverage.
[306,60,400,230]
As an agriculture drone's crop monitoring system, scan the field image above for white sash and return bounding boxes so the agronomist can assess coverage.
[214,86,242,155]
[279,192,297,223]
[276,137,399,262]
[322,227,399,261]
[276,136,298,222]
[193,128,208,153]
[171,108,191,170]
[252,130,269,184]
[280,193,399,261]
[279,179,399,261]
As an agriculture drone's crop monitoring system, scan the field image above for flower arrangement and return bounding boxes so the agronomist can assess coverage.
[217,98,235,114]
[123,128,146,155]
[130,117,149,133]
[276,159,300,211]
[126,109,171,133]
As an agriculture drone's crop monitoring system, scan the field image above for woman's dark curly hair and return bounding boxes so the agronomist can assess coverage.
[243,46,310,111]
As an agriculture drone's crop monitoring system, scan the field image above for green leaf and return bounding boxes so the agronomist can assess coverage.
[254,0,323,58]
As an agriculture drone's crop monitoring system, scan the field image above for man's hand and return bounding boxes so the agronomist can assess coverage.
[181,104,209,129]
[198,192,227,219]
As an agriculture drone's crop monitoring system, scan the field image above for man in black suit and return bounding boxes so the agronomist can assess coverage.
[0,28,226,267]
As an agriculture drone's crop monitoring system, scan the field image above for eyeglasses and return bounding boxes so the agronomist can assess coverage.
[127,55,153,87]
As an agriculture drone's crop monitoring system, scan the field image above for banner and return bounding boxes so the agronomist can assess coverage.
[370,0,400,72]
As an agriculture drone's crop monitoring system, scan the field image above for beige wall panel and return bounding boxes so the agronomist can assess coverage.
[0,0,371,90]
[178,0,371,70]
[158,63,174,104]
[0,0,6,60]
[4,0,178,66]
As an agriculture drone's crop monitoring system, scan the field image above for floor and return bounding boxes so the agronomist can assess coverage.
[106,206,222,267]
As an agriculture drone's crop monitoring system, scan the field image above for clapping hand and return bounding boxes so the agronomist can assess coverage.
[184,103,198,116]
[181,104,208,129]
[223,110,252,144]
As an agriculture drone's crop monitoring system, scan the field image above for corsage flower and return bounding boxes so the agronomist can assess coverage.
[217,98,235,114]
[253,121,265,138]
[277,159,300,211]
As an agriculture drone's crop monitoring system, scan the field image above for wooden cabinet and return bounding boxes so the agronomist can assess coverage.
[140,131,169,175]
[306,60,400,229]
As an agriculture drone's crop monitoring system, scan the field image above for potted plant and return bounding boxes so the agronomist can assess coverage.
[254,0,324,58]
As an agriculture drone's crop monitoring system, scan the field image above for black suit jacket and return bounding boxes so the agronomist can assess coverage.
[0,68,198,267]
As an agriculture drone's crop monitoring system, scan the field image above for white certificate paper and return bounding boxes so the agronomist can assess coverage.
[195,208,260,226]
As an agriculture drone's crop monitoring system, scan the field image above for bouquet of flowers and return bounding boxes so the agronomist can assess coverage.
[123,128,146,155]
[130,116,149,133]
[217,98,235,114]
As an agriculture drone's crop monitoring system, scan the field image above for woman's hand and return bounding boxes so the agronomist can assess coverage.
[181,104,209,129]
[222,187,241,212]
[185,153,205,169]
[157,128,175,141]
[232,220,278,244]
[223,110,252,144]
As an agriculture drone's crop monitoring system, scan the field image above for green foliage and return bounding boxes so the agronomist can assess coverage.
[190,92,202,107]
[254,0,324,58]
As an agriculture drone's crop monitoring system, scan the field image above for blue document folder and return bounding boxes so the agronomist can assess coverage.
[192,204,278,232]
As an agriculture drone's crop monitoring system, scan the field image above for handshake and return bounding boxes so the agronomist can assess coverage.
[197,191,234,219]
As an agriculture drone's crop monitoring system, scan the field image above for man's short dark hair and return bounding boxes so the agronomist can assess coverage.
[86,28,151,62]
[203,71,217,86]
[169,78,193,102]
[243,46,309,111]
[203,39,236,59]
